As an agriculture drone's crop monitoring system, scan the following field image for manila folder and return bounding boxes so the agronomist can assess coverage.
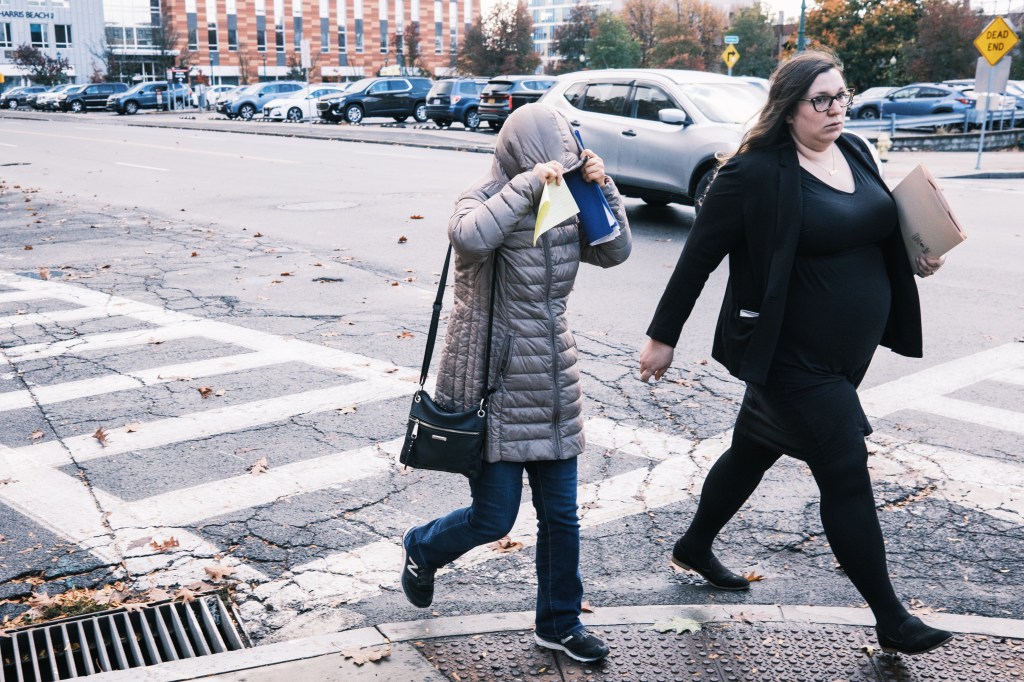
[891,164,966,268]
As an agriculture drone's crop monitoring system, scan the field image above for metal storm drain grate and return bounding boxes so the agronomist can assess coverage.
[0,594,248,681]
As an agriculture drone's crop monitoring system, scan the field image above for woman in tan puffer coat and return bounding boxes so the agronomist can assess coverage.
[400,103,631,663]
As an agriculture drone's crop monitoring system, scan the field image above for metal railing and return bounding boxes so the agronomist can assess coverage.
[845,108,1021,134]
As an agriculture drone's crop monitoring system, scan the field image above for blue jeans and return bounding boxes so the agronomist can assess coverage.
[405,457,583,640]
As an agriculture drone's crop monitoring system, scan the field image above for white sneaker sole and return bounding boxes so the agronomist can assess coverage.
[533,633,608,663]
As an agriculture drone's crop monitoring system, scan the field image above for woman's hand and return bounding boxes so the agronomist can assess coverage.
[639,338,675,383]
[580,149,610,185]
[533,160,565,185]
[916,253,945,278]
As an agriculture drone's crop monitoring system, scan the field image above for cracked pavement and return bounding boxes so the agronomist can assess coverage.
[1,134,1022,649]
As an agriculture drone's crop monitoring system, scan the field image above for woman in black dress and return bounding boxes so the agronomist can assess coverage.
[639,50,951,656]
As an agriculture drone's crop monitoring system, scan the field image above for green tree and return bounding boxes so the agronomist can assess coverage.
[902,0,985,83]
[651,0,727,71]
[10,45,71,85]
[623,0,659,67]
[457,1,540,76]
[806,0,920,91]
[589,13,641,68]
[726,4,777,78]
[554,4,597,71]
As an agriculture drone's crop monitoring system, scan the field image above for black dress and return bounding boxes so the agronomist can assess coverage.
[735,147,899,462]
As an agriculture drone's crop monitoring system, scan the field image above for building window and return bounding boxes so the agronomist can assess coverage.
[188,28,198,50]
[0,24,12,49]
[30,23,48,48]
[208,22,218,51]
[54,24,72,48]
[379,27,387,53]
[275,21,284,52]
[257,29,266,51]
[228,29,237,50]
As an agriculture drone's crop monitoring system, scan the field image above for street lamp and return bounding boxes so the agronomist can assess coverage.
[796,0,807,52]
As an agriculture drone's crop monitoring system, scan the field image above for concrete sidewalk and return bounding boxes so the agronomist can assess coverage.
[93,604,1024,681]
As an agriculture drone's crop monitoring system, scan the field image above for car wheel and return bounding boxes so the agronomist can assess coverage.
[7,99,18,109]
[287,107,303,122]
[344,104,364,124]
[70,100,84,113]
[239,103,256,120]
[693,167,716,214]
[857,107,879,120]
[413,102,428,123]
[125,101,139,115]
[393,115,409,122]
[464,109,480,130]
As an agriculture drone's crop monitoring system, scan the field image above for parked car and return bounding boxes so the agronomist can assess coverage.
[59,82,129,112]
[855,86,897,102]
[33,84,77,110]
[944,78,1023,111]
[315,76,432,124]
[106,81,190,114]
[1,85,48,109]
[478,76,557,131]
[425,77,488,130]
[262,85,348,121]
[24,84,62,109]
[218,81,305,120]
[203,84,239,109]
[848,83,973,119]
[1006,80,1024,109]
[540,69,767,207]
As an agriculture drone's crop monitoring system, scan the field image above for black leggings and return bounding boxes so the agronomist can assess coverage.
[680,429,911,630]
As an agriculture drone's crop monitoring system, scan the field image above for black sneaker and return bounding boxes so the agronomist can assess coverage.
[876,616,953,655]
[400,526,435,608]
[534,628,609,662]
[671,538,750,591]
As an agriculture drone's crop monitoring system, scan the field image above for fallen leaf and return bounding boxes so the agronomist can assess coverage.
[581,601,595,613]
[38,267,50,280]
[173,587,196,604]
[197,386,212,398]
[125,423,141,433]
[409,215,424,220]
[743,570,766,582]
[249,457,269,475]
[149,537,180,552]
[336,405,357,415]
[191,251,199,257]
[860,644,877,657]
[650,616,702,635]
[29,429,44,441]
[204,564,237,581]
[397,236,408,243]
[398,330,414,339]
[0,478,16,485]
[340,646,391,666]
[253,232,264,237]
[492,536,524,554]
[23,245,33,250]
[280,272,293,276]
[145,588,172,602]
[93,428,109,447]
[122,602,148,613]
[148,338,165,345]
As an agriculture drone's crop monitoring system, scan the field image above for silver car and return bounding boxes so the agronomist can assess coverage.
[540,69,767,207]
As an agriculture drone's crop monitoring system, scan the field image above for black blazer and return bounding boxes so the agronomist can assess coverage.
[646,133,922,386]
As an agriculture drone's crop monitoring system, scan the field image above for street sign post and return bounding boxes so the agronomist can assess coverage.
[722,45,740,76]
[724,35,739,44]
[972,17,1018,169]
[973,16,1019,66]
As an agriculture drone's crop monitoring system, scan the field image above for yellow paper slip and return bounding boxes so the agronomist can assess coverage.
[534,179,580,246]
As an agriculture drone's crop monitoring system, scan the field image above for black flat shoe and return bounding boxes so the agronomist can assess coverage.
[671,538,750,591]
[876,616,953,655]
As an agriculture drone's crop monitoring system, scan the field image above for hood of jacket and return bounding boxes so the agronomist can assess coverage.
[490,104,585,187]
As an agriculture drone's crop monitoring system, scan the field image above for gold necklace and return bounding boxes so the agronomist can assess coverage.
[801,145,837,176]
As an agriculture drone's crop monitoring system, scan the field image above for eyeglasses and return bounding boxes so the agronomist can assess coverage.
[798,89,855,112]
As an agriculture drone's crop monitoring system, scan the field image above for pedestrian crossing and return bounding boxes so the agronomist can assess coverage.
[1,271,1022,632]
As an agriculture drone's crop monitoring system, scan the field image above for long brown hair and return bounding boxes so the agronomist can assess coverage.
[736,49,844,157]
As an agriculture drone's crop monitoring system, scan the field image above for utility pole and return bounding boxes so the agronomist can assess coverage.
[797,0,807,51]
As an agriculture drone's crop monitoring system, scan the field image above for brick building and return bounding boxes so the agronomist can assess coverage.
[164,0,481,84]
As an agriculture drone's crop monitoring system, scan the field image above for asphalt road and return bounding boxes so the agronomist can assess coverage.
[0,112,1021,645]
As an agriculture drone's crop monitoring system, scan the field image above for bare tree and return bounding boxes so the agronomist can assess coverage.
[10,45,71,85]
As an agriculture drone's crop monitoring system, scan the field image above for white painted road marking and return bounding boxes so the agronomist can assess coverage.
[0,271,1021,614]
[114,162,169,172]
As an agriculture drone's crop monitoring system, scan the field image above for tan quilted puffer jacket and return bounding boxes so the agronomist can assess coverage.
[434,104,632,463]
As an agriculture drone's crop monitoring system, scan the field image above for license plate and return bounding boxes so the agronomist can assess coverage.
[432,98,442,104]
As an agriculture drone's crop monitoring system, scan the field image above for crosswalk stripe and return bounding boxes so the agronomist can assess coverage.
[12,378,412,467]
[0,351,285,412]
[914,395,1024,436]
[0,301,153,329]
[0,289,54,304]
[994,368,1024,386]
[100,439,403,527]
[860,342,1024,418]
[2,322,204,362]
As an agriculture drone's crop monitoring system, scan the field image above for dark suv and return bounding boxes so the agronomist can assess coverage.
[107,81,189,114]
[478,76,557,131]
[59,82,129,112]
[1,85,48,109]
[425,77,487,130]
[316,76,432,124]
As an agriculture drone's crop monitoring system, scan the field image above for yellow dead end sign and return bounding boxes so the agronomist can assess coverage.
[973,16,1019,66]
[722,45,740,69]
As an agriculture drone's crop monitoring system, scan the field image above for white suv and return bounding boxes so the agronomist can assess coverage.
[540,69,766,207]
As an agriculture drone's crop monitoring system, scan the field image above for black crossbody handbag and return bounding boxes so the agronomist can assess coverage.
[399,244,496,479]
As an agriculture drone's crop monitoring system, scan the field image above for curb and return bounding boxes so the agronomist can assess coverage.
[89,604,1024,681]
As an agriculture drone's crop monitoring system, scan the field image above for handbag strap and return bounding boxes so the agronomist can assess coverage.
[418,244,498,406]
